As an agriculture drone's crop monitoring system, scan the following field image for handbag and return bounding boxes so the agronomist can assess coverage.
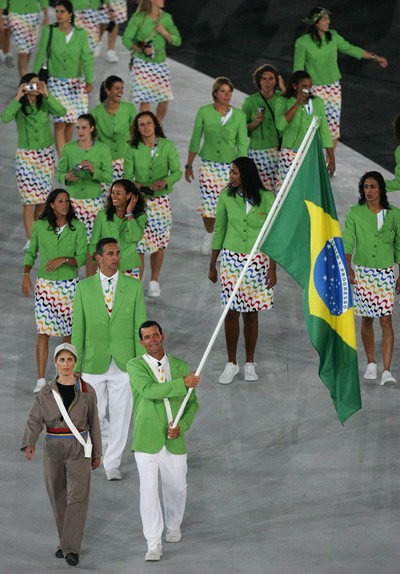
[39,24,54,83]
[52,387,93,458]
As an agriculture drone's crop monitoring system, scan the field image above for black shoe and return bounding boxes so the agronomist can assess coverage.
[65,553,79,566]
[55,548,63,558]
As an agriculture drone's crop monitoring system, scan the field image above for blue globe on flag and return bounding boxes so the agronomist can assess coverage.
[314,237,352,316]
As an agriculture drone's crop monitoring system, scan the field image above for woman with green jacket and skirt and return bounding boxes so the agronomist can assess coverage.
[1,73,66,244]
[124,110,181,297]
[22,189,87,393]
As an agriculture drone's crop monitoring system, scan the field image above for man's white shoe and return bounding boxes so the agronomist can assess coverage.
[106,468,122,481]
[106,49,119,63]
[218,362,239,384]
[200,233,213,255]
[145,544,163,561]
[33,378,46,394]
[165,528,182,542]
[244,362,258,381]
[380,370,397,386]
[363,362,377,380]
[148,280,161,297]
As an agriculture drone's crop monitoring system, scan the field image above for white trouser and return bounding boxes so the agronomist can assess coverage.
[83,359,132,472]
[135,446,187,550]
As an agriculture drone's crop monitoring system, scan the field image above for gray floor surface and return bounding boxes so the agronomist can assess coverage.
[1,26,400,574]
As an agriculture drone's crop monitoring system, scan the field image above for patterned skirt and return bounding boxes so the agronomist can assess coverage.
[16,147,55,205]
[100,158,124,199]
[75,9,100,53]
[137,195,171,254]
[98,0,127,24]
[199,159,231,218]
[130,58,173,104]
[70,196,106,241]
[47,77,88,124]
[313,81,341,140]
[248,148,280,194]
[353,266,394,318]
[8,12,40,53]
[123,268,140,280]
[34,277,78,336]
[220,249,273,312]
[277,147,297,190]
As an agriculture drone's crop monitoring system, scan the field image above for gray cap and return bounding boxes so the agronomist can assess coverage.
[54,342,78,362]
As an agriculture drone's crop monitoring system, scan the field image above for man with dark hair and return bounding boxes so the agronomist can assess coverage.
[128,321,200,562]
[72,237,146,480]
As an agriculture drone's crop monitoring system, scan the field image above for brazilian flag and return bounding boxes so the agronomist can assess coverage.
[262,134,361,423]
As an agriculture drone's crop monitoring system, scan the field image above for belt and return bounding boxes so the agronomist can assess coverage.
[46,427,87,438]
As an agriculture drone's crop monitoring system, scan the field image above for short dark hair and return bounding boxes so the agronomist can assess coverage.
[285,70,311,98]
[55,0,75,25]
[95,237,119,255]
[100,75,124,103]
[139,320,163,340]
[252,64,280,91]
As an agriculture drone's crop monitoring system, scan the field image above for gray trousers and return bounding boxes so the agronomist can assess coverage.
[43,437,92,556]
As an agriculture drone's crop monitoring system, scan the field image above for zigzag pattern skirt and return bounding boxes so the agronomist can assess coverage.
[48,76,88,124]
[199,159,230,218]
[98,0,127,24]
[34,278,78,336]
[277,147,297,190]
[8,12,40,53]
[130,58,173,103]
[16,146,55,205]
[70,196,106,241]
[220,249,273,312]
[137,195,171,254]
[248,147,280,194]
[75,9,100,52]
[313,81,341,140]
[353,265,394,318]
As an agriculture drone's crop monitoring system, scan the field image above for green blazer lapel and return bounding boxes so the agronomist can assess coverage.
[93,274,110,321]
[110,275,127,319]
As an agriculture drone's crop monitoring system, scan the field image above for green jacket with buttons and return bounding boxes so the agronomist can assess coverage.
[123,137,182,199]
[242,91,282,150]
[0,0,48,12]
[212,188,275,254]
[343,204,400,268]
[1,95,65,150]
[33,24,93,83]
[91,101,137,161]
[57,140,113,199]
[189,103,248,163]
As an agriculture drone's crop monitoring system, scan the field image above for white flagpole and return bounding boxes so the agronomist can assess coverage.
[171,117,319,427]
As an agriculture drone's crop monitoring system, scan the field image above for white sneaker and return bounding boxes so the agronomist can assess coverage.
[148,280,161,297]
[106,49,119,63]
[244,362,258,381]
[218,362,239,384]
[33,378,46,393]
[363,362,377,380]
[145,544,163,561]
[200,233,213,255]
[106,468,122,481]
[165,528,182,543]
[380,370,397,386]
[93,43,102,58]
[3,52,14,67]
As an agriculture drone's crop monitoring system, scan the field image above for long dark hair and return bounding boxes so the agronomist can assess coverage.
[358,171,390,210]
[100,75,123,103]
[106,179,146,221]
[18,73,43,114]
[55,0,75,25]
[285,70,311,98]
[228,157,264,206]
[39,189,77,232]
[77,113,97,140]
[305,7,332,46]
[128,111,165,148]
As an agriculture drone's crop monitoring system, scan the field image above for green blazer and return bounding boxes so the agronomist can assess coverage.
[91,101,137,160]
[275,95,332,150]
[212,188,275,254]
[123,137,182,198]
[242,91,282,150]
[72,273,146,374]
[127,354,199,455]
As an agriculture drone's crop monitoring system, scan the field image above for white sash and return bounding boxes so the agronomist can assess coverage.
[143,354,173,424]
[51,390,93,458]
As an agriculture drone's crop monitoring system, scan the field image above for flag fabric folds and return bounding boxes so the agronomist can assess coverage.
[262,133,361,424]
